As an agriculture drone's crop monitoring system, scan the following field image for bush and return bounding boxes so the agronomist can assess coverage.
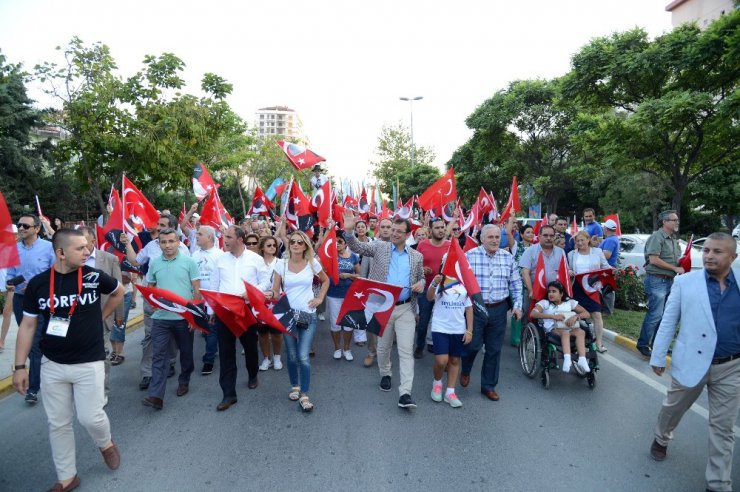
[615,265,645,310]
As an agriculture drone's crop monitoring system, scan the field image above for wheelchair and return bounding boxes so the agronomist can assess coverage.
[518,318,599,389]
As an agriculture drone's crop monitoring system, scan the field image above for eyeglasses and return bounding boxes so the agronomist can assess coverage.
[290,239,305,245]
[452,228,461,232]
[265,243,277,248]
[246,241,258,246]
[16,223,34,230]
[665,218,679,222]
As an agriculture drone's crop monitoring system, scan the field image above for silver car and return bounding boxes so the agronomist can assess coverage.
[618,234,703,276]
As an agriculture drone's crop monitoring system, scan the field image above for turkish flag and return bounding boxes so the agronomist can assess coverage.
[476,188,493,216]
[570,215,579,237]
[286,183,313,232]
[575,268,616,304]
[122,176,159,233]
[311,181,331,228]
[200,191,233,230]
[317,227,339,285]
[394,196,413,220]
[200,289,255,337]
[135,284,209,334]
[532,215,548,244]
[249,186,275,218]
[679,234,693,272]
[192,162,218,201]
[276,140,326,171]
[417,167,457,212]
[332,203,345,229]
[463,234,479,253]
[336,278,403,337]
[499,176,521,223]
[460,202,481,233]
[97,224,142,274]
[603,213,622,236]
[358,187,370,214]
[443,239,487,318]
[0,191,20,269]
[343,194,358,209]
[532,251,548,302]
[243,281,297,337]
[557,255,573,298]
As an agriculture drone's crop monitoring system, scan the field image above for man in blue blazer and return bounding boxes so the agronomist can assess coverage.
[649,232,740,492]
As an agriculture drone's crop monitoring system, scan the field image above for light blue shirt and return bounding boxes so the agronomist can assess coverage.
[7,238,55,294]
[387,246,411,302]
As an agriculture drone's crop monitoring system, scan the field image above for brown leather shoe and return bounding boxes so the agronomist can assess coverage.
[363,353,376,368]
[460,374,470,387]
[216,398,237,411]
[481,389,500,401]
[176,384,189,396]
[100,442,120,470]
[47,475,80,492]
[248,377,258,389]
[650,439,667,461]
[142,396,163,410]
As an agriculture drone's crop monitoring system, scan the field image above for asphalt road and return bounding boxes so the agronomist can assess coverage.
[1,320,738,491]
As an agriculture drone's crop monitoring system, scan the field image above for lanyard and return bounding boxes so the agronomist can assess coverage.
[49,268,83,317]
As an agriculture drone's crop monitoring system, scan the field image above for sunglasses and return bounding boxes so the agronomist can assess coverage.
[452,228,461,232]
[265,243,277,248]
[16,223,34,230]
[246,241,258,246]
[290,239,305,245]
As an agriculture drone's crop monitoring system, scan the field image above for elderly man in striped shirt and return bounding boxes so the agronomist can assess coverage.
[460,224,522,401]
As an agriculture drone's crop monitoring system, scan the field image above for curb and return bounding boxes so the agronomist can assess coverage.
[0,314,145,400]
[602,328,671,368]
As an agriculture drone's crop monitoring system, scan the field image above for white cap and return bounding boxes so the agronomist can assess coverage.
[192,213,200,219]
[604,219,618,230]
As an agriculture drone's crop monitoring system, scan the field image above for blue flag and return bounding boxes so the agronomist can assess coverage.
[265,177,285,201]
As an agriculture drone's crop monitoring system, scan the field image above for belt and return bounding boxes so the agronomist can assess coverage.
[711,352,740,365]
[484,299,507,308]
[395,298,411,306]
[649,274,674,280]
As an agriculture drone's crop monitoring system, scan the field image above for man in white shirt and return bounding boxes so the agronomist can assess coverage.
[309,164,328,193]
[209,226,263,411]
[191,226,224,375]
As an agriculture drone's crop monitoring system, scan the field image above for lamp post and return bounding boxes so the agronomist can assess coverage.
[399,96,423,166]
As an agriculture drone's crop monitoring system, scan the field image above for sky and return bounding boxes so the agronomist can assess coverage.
[0,0,673,185]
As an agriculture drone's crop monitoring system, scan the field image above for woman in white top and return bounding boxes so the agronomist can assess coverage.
[257,235,283,372]
[272,231,329,412]
[567,230,611,353]
[426,274,473,408]
[530,281,591,374]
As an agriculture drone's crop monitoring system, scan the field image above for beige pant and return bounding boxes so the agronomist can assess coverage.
[377,302,415,396]
[40,357,111,481]
[655,357,740,492]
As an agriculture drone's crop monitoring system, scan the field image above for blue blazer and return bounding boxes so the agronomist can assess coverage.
[650,267,740,387]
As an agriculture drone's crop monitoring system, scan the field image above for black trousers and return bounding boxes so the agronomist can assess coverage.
[216,317,259,399]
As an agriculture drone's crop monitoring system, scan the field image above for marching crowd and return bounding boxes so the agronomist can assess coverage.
[3,172,739,492]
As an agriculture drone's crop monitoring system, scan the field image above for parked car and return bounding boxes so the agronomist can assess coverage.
[732,224,739,238]
[691,237,740,270]
[618,234,702,276]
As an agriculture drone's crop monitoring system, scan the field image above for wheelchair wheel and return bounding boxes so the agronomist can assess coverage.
[587,371,596,390]
[541,369,550,389]
[519,323,541,379]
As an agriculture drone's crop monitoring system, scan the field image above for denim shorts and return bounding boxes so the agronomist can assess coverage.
[432,332,465,357]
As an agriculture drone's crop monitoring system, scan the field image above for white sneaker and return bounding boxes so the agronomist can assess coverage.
[273,356,283,370]
[562,355,572,373]
[577,357,591,373]
[318,313,326,321]
[343,350,354,361]
[333,349,342,360]
[259,358,272,371]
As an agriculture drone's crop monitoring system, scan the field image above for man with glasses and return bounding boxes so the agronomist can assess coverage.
[414,217,450,358]
[520,225,566,312]
[5,214,56,404]
[636,210,685,358]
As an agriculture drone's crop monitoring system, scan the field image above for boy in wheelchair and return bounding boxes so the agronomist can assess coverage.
[529,281,591,374]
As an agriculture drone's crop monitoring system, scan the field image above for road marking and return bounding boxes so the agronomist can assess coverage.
[600,352,740,435]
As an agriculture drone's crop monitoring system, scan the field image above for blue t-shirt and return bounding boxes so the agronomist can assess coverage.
[327,252,359,298]
[585,222,604,240]
[599,235,620,267]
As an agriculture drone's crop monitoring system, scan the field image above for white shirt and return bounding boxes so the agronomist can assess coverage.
[310,174,328,191]
[431,284,472,335]
[210,248,263,296]
[84,248,97,268]
[275,258,323,312]
[191,246,224,291]
[257,257,278,291]
[536,299,579,332]
[136,238,190,265]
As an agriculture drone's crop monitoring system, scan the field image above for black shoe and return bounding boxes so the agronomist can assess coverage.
[427,344,434,353]
[139,376,151,390]
[398,394,417,409]
[379,375,391,392]
[248,377,258,389]
[142,396,163,410]
[24,392,38,404]
[201,363,214,375]
[168,364,176,378]
[637,346,652,358]
[413,347,423,359]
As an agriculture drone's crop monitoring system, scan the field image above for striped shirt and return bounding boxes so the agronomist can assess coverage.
[466,246,523,309]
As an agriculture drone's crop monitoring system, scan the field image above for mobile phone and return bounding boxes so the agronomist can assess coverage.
[6,275,25,287]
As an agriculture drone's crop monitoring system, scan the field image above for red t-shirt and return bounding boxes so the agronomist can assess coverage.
[416,239,450,287]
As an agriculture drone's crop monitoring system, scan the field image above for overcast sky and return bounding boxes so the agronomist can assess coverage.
[0,0,673,184]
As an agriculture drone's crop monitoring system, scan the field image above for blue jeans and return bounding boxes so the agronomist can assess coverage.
[203,318,218,364]
[461,303,507,391]
[110,291,132,343]
[414,294,434,350]
[637,274,673,349]
[283,314,317,393]
[14,293,43,394]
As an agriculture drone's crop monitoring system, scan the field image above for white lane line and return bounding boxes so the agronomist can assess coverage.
[600,352,740,435]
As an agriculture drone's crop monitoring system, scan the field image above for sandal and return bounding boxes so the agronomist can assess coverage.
[298,395,314,412]
[111,354,125,366]
[288,387,300,401]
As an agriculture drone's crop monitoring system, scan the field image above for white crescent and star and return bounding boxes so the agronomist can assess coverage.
[443,179,454,196]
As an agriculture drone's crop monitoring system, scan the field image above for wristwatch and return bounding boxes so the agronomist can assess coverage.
[12,363,26,372]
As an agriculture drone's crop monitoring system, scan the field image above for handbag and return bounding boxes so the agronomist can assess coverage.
[281,260,316,330]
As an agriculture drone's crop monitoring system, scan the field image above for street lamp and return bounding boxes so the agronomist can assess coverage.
[399,96,423,166]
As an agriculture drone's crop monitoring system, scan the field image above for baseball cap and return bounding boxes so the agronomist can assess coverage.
[604,219,617,230]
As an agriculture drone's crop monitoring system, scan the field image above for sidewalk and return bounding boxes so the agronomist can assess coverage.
[0,301,145,398]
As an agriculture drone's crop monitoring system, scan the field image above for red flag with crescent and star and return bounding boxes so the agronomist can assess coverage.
[574,268,616,304]
[443,238,486,318]
[557,255,573,298]
[200,191,233,230]
[199,289,255,337]
[243,281,297,337]
[417,167,457,212]
[317,227,339,285]
[276,140,326,171]
[122,176,159,233]
[135,284,209,334]
[336,278,403,337]
[498,176,521,223]
[0,190,20,269]
[311,181,331,227]
[248,186,275,218]
[532,251,548,302]
[192,162,218,201]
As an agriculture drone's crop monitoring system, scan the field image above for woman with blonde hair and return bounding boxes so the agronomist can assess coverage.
[272,230,330,412]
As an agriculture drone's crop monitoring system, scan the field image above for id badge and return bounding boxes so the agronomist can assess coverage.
[46,316,70,338]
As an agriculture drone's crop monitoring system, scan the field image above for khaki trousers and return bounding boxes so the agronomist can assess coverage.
[40,358,111,481]
[654,357,740,492]
[377,302,415,396]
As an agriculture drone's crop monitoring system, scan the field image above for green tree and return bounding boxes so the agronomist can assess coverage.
[371,122,435,193]
[396,163,442,200]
